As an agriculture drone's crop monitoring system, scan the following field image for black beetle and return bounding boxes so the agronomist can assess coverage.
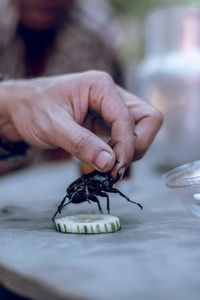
[52,170,143,222]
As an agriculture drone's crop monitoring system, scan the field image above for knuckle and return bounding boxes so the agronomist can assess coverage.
[149,106,164,126]
[72,134,94,158]
[91,71,114,87]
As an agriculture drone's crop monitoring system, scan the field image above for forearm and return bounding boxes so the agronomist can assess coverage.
[0,79,25,142]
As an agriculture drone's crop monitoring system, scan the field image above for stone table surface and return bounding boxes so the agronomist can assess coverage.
[0,156,200,300]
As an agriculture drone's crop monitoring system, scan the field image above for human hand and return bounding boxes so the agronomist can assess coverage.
[0,71,163,177]
[85,85,163,165]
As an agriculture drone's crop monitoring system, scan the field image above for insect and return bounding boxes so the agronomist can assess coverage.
[52,170,143,222]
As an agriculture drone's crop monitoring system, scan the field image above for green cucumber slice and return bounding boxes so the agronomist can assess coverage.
[54,214,121,234]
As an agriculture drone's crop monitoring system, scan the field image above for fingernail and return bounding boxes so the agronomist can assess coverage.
[95,151,113,170]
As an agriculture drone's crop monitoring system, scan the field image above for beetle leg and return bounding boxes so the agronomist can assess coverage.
[52,187,86,222]
[106,188,143,210]
[88,195,103,213]
[85,186,91,204]
[52,194,70,222]
[58,195,70,213]
[95,191,110,214]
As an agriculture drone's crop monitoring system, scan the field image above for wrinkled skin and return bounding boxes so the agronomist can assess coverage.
[0,71,163,177]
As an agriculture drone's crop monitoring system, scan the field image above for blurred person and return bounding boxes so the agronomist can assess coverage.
[0,0,123,82]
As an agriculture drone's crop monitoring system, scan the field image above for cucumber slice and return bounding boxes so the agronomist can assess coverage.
[54,214,121,234]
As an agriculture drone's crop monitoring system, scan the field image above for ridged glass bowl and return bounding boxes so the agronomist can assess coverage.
[163,160,200,217]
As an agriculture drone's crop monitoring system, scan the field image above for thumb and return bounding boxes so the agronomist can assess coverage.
[52,117,116,172]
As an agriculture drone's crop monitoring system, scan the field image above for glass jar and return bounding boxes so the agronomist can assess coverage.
[136,5,200,169]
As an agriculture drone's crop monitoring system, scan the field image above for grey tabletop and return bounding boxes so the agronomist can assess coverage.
[0,155,200,300]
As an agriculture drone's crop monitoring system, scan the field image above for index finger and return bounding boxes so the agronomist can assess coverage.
[88,71,135,177]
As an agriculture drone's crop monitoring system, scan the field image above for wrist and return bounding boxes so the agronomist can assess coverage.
[0,79,12,114]
[0,78,29,115]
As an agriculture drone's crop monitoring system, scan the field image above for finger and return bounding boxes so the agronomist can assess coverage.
[117,86,163,161]
[88,72,135,177]
[48,112,116,172]
[133,106,163,160]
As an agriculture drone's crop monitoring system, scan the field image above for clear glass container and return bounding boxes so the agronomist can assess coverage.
[163,160,200,217]
[136,5,200,168]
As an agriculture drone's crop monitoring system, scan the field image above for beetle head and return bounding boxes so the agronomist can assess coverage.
[102,172,121,189]
[101,178,112,189]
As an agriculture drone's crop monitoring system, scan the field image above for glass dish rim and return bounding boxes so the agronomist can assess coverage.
[163,160,200,188]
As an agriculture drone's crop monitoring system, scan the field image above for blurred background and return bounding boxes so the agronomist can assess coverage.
[110,0,200,63]
[110,0,200,170]
[2,0,200,299]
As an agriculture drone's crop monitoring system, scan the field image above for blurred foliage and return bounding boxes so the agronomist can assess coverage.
[110,0,200,16]
[109,0,200,64]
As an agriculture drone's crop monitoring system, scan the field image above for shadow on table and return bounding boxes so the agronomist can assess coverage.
[0,285,30,300]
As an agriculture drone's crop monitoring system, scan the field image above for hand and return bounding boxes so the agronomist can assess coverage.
[0,71,163,177]
[85,85,163,165]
